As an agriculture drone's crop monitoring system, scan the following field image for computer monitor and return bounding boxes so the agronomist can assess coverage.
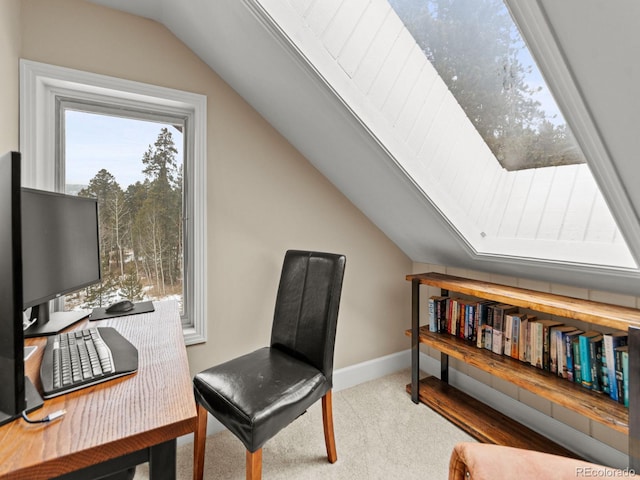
[22,186,101,338]
[0,151,43,426]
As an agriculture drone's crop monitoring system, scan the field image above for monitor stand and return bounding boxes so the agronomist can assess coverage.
[0,378,44,427]
[24,304,90,338]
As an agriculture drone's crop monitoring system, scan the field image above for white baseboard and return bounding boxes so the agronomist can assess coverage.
[332,350,411,392]
[181,349,630,470]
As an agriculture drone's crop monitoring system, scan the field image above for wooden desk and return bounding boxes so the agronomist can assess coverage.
[0,301,197,480]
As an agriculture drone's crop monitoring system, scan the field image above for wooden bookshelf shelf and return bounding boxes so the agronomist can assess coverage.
[406,272,640,467]
[406,376,581,459]
[407,272,640,331]
[405,327,629,433]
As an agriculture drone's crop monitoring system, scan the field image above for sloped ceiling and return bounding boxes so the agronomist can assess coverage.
[89,0,640,295]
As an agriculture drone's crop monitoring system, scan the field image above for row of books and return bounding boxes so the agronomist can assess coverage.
[427,295,630,406]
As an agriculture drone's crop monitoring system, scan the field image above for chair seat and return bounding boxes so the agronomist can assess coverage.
[193,346,330,452]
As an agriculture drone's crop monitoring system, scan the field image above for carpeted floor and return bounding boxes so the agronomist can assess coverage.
[135,370,475,479]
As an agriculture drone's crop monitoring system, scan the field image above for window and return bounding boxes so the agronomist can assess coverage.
[20,60,207,345]
[388,0,584,172]
[62,108,185,318]
[251,0,636,269]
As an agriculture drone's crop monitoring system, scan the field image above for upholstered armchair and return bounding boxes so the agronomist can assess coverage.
[448,442,636,480]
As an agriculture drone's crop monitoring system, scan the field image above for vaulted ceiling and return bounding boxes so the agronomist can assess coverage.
[89,0,640,295]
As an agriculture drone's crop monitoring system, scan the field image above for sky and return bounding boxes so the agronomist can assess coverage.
[65,111,183,188]
[514,29,564,126]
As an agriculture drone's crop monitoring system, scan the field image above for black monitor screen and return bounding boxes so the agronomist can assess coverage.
[0,152,44,424]
[21,189,101,309]
[0,152,25,419]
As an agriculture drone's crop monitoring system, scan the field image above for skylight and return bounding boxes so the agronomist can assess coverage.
[262,0,635,269]
[365,0,634,268]
[388,0,583,172]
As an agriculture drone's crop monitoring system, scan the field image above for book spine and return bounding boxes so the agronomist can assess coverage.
[492,308,504,355]
[602,334,618,402]
[550,328,558,374]
[473,303,481,346]
[492,329,503,355]
[449,301,455,336]
[565,332,574,381]
[486,305,494,329]
[512,316,520,359]
[579,335,593,389]
[428,297,437,332]
[604,334,617,401]
[437,297,447,333]
[518,317,528,362]
[572,337,582,384]
[484,325,493,350]
[476,323,484,349]
[536,323,544,369]
[542,324,557,371]
[588,338,602,392]
[461,303,469,340]
[615,347,626,405]
[530,322,542,369]
[598,340,609,395]
[555,330,564,377]
[504,314,513,358]
[604,334,627,402]
[476,303,489,348]
[623,349,629,407]
[528,322,536,367]
[467,304,475,342]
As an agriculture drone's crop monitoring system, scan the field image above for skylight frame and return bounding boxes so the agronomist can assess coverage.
[505,0,640,268]
[382,0,637,270]
[254,0,640,272]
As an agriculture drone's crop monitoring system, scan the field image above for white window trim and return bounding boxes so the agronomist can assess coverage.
[19,59,207,345]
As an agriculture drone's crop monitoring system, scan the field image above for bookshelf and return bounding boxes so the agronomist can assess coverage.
[406,272,640,467]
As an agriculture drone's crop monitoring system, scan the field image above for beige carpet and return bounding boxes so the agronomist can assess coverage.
[135,370,475,479]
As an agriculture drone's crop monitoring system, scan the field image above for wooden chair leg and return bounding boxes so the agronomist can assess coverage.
[246,448,262,480]
[193,402,208,480]
[322,390,338,463]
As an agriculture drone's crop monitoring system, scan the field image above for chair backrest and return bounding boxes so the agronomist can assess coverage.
[270,250,346,380]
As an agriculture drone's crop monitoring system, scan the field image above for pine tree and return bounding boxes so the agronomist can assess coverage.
[388,0,583,170]
[119,265,145,301]
[138,128,183,296]
[79,169,129,276]
[77,127,183,305]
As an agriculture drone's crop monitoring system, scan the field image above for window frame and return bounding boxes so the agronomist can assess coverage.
[19,59,207,345]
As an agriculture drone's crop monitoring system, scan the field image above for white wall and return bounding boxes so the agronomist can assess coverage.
[0,0,20,152]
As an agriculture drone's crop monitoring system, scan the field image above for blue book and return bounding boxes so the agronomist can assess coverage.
[579,331,601,389]
[564,330,583,381]
[466,303,476,341]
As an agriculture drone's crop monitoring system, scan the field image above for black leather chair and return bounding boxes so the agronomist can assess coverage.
[192,250,346,480]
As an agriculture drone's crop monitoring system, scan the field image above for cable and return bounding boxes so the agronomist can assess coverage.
[21,409,66,424]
